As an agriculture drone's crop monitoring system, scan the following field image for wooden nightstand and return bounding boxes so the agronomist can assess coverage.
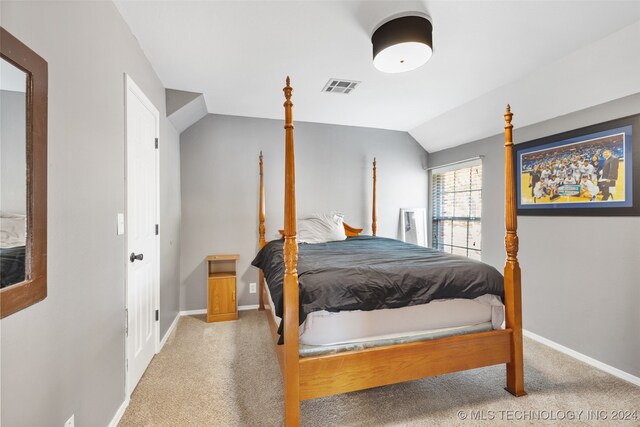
[206,254,239,322]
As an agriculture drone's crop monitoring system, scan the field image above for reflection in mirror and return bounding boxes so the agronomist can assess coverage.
[0,58,28,288]
[400,208,427,247]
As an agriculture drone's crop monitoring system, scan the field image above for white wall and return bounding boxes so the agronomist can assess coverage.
[179,114,428,309]
[428,93,640,378]
[0,2,181,425]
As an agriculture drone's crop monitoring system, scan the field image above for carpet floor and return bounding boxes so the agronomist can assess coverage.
[119,311,639,426]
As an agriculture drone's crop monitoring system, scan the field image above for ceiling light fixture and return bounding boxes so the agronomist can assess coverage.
[372,14,433,73]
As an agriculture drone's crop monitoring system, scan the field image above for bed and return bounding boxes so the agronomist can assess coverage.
[253,236,505,345]
[253,78,525,425]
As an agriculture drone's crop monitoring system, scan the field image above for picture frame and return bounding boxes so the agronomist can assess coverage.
[515,114,640,216]
[400,208,427,246]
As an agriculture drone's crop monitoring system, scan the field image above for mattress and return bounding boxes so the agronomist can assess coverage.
[265,280,504,347]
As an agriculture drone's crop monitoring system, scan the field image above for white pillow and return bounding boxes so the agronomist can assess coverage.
[298,212,347,244]
[0,213,26,248]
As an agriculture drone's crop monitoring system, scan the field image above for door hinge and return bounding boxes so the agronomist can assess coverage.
[155,137,158,149]
[155,309,159,321]
[125,308,128,337]
[126,359,128,372]
[155,224,159,235]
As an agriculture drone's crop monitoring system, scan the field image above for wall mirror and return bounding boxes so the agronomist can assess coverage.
[0,27,48,318]
[400,208,427,247]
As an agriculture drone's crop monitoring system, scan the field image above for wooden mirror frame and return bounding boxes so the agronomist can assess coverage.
[0,27,48,318]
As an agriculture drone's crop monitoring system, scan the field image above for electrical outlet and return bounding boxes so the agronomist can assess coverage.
[249,282,257,293]
[64,414,74,427]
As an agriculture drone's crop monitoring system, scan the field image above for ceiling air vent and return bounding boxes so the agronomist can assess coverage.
[322,79,360,94]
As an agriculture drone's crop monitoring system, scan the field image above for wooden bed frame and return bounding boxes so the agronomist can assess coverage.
[257,77,525,425]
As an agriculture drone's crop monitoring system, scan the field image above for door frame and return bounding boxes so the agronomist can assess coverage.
[124,73,161,397]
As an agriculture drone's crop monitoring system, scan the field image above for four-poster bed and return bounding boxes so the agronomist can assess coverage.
[255,77,525,426]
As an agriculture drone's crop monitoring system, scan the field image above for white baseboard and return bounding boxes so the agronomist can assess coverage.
[179,305,259,316]
[523,329,640,387]
[108,397,130,427]
[159,313,180,351]
[179,309,207,316]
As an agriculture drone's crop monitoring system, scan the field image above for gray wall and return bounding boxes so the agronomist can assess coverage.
[428,93,640,378]
[0,2,181,426]
[1,90,26,214]
[180,114,428,309]
[166,88,200,116]
[160,120,182,332]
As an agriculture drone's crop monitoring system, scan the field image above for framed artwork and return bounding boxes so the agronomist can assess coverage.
[515,114,640,216]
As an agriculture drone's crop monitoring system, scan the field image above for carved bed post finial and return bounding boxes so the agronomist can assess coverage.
[503,104,526,397]
[372,158,377,236]
[283,77,294,132]
[282,76,300,425]
[284,77,292,101]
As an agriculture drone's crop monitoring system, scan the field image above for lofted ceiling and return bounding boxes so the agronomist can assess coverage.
[115,0,640,152]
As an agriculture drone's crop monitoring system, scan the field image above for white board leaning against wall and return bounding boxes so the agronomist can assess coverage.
[400,208,427,247]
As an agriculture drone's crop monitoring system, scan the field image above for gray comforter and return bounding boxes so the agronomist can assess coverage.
[251,236,504,342]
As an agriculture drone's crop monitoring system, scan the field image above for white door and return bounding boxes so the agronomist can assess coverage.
[125,75,159,396]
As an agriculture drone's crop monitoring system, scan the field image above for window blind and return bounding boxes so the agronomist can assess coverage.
[431,163,482,260]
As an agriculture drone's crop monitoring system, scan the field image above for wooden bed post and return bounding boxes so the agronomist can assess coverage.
[258,151,266,311]
[282,77,301,425]
[503,105,526,397]
[372,158,377,236]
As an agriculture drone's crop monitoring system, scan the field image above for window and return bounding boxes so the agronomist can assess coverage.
[431,162,482,260]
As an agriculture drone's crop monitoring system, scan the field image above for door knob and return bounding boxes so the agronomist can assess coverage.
[130,252,144,263]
